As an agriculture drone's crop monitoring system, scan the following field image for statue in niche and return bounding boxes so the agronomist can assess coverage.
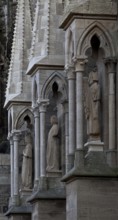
[46,115,60,171]
[21,133,32,189]
[84,66,100,141]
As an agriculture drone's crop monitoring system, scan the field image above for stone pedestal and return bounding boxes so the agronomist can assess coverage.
[84,140,104,153]
[32,199,65,220]
[66,177,118,220]
[62,139,118,220]
[46,170,62,177]
[20,189,32,205]
[28,177,66,220]
[5,206,32,220]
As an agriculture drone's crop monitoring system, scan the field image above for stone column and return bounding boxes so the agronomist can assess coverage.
[105,58,117,167]
[8,134,14,200]
[33,107,40,185]
[63,100,69,173]
[74,57,86,167]
[67,66,76,169]
[39,101,49,177]
[13,131,20,205]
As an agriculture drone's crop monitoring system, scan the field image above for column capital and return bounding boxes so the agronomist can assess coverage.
[12,130,21,141]
[73,56,87,72]
[104,57,117,73]
[7,132,13,141]
[65,65,75,80]
[39,99,49,113]
[33,106,40,118]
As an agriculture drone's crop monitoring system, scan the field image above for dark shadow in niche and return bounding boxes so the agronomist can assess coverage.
[0,141,10,154]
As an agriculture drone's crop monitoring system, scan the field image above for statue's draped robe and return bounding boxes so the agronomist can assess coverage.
[46,124,59,171]
[21,142,32,189]
[84,70,100,140]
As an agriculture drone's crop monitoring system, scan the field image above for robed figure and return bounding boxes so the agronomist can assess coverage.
[84,67,100,141]
[21,133,32,189]
[46,115,60,171]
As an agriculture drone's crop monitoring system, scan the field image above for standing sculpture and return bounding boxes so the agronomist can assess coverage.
[84,66,100,141]
[46,115,60,171]
[21,133,32,189]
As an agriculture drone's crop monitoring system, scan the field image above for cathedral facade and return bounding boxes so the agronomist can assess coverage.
[3,0,118,219]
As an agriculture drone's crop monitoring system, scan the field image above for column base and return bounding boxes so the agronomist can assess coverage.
[68,154,74,170]
[74,149,84,168]
[33,180,39,191]
[20,189,32,205]
[11,195,20,206]
[106,150,117,168]
[38,177,47,191]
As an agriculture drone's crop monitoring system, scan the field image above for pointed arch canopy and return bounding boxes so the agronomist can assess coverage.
[41,71,68,100]
[15,108,33,130]
[77,21,115,57]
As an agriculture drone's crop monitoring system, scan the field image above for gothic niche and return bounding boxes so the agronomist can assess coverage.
[16,112,34,189]
[46,81,63,173]
[84,34,105,143]
[21,115,34,190]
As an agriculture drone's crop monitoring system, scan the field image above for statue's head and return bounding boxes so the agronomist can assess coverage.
[50,115,58,125]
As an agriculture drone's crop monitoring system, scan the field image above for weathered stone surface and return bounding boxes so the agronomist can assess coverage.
[32,200,66,220]
[2,1,118,220]
[67,177,118,220]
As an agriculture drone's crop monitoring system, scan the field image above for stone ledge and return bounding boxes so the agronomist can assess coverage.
[27,188,66,203]
[60,1,117,29]
[5,205,32,217]
[26,55,65,76]
[61,151,118,183]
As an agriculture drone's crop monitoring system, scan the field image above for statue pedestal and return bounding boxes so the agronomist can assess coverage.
[84,140,104,153]
[46,170,62,177]
[20,188,32,205]
[20,188,32,196]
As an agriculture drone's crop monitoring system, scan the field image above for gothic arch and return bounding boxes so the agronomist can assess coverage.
[65,28,74,67]
[41,71,67,100]
[77,21,115,57]
[15,108,33,129]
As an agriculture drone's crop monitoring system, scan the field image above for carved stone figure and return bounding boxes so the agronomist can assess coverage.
[46,115,60,171]
[21,133,32,189]
[84,67,100,141]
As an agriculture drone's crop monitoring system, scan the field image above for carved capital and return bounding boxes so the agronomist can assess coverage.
[104,57,117,74]
[39,99,49,113]
[33,106,40,118]
[12,130,21,142]
[66,65,75,80]
[73,56,87,72]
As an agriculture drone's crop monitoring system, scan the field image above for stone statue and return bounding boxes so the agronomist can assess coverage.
[21,133,32,189]
[46,115,60,171]
[84,66,100,141]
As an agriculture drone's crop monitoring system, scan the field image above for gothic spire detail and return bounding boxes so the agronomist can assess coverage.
[5,0,32,106]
